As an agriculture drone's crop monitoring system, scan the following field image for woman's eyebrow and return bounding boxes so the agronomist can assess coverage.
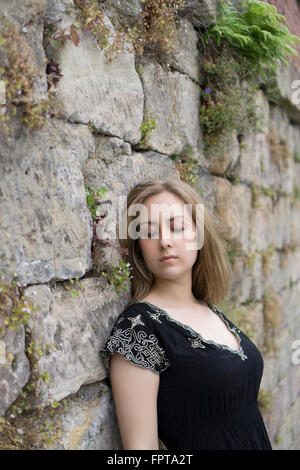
[141,215,185,226]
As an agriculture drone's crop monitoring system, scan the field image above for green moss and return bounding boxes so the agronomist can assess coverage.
[0,15,63,137]
[0,273,65,450]
[203,0,300,82]
[262,292,281,355]
[262,245,275,277]
[258,388,273,415]
[169,152,198,187]
[220,299,257,340]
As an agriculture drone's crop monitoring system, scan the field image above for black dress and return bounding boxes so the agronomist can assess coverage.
[99,300,272,450]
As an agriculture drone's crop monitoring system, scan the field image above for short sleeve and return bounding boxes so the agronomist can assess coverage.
[99,309,171,380]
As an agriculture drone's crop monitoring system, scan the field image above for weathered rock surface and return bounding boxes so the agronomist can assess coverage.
[23,278,127,407]
[0,119,94,286]
[0,326,30,417]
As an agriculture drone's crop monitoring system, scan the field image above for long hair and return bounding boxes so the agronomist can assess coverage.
[118,178,232,309]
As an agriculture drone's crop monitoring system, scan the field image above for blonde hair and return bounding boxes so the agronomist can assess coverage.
[118,178,232,309]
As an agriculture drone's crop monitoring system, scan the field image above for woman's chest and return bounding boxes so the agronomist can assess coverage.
[161,305,241,352]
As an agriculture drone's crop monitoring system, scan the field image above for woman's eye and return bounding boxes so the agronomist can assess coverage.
[140,226,184,238]
[140,231,158,238]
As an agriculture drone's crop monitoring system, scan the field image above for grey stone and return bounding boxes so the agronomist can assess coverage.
[24,278,129,407]
[167,18,201,83]
[0,0,48,102]
[47,381,122,450]
[137,60,202,156]
[51,9,144,144]
[181,0,218,28]
[0,324,30,416]
[0,119,94,286]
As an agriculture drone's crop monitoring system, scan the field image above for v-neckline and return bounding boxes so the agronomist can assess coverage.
[135,300,248,361]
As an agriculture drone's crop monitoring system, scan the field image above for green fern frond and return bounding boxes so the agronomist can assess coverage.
[204,0,300,81]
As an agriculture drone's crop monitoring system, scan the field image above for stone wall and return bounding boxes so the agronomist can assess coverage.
[0,0,300,450]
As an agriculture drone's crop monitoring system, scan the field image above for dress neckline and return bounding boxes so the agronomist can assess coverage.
[135,300,248,361]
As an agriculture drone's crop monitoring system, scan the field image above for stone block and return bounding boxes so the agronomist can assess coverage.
[0,326,30,417]
[51,9,144,144]
[137,60,202,156]
[24,278,129,407]
[0,119,94,286]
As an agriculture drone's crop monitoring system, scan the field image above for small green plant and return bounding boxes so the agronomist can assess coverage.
[224,169,240,185]
[73,0,186,64]
[0,15,63,136]
[0,272,66,450]
[135,116,157,148]
[257,389,273,415]
[101,258,133,293]
[62,276,82,298]
[199,0,299,153]
[199,51,261,152]
[294,150,300,163]
[260,156,265,173]
[260,186,276,198]
[251,184,263,209]
[43,20,80,51]
[204,0,300,82]
[267,125,292,168]
[0,278,40,336]
[85,185,108,219]
[262,245,275,277]
[262,292,281,355]
[169,152,198,187]
[226,240,242,264]
[220,299,256,340]
[85,185,132,291]
[242,250,258,269]
[292,185,300,204]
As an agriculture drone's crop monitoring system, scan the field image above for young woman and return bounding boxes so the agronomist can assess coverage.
[100,178,272,450]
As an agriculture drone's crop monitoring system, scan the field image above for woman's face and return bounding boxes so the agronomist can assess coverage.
[137,191,199,281]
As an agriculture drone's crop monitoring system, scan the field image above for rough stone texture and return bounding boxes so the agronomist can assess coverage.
[0,326,30,416]
[137,59,203,157]
[168,18,201,84]
[0,0,48,101]
[23,278,127,407]
[228,253,264,304]
[0,119,94,286]
[0,0,300,451]
[181,0,218,28]
[51,9,144,144]
[213,178,252,251]
[206,130,240,175]
[47,381,122,450]
[82,141,180,269]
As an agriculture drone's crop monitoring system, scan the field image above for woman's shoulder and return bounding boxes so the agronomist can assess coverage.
[113,301,154,328]
[118,300,148,318]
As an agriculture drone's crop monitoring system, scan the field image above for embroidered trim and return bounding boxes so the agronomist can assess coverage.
[136,300,248,361]
[100,314,172,375]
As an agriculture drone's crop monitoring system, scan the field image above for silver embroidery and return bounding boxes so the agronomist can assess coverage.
[136,300,248,361]
[188,337,206,349]
[100,315,171,374]
[128,314,145,329]
[149,312,163,323]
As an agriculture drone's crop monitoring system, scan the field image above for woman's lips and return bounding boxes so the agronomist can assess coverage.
[160,257,178,263]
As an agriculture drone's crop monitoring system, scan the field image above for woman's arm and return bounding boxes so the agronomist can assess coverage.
[110,351,160,450]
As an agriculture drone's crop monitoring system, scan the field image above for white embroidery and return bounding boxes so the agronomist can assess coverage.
[100,315,171,374]
[188,337,206,349]
[149,312,163,323]
[137,300,248,361]
[128,314,145,329]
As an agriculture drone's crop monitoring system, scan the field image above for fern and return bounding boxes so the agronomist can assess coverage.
[204,0,300,81]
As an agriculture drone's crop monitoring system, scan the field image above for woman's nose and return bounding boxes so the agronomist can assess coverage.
[159,229,173,247]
